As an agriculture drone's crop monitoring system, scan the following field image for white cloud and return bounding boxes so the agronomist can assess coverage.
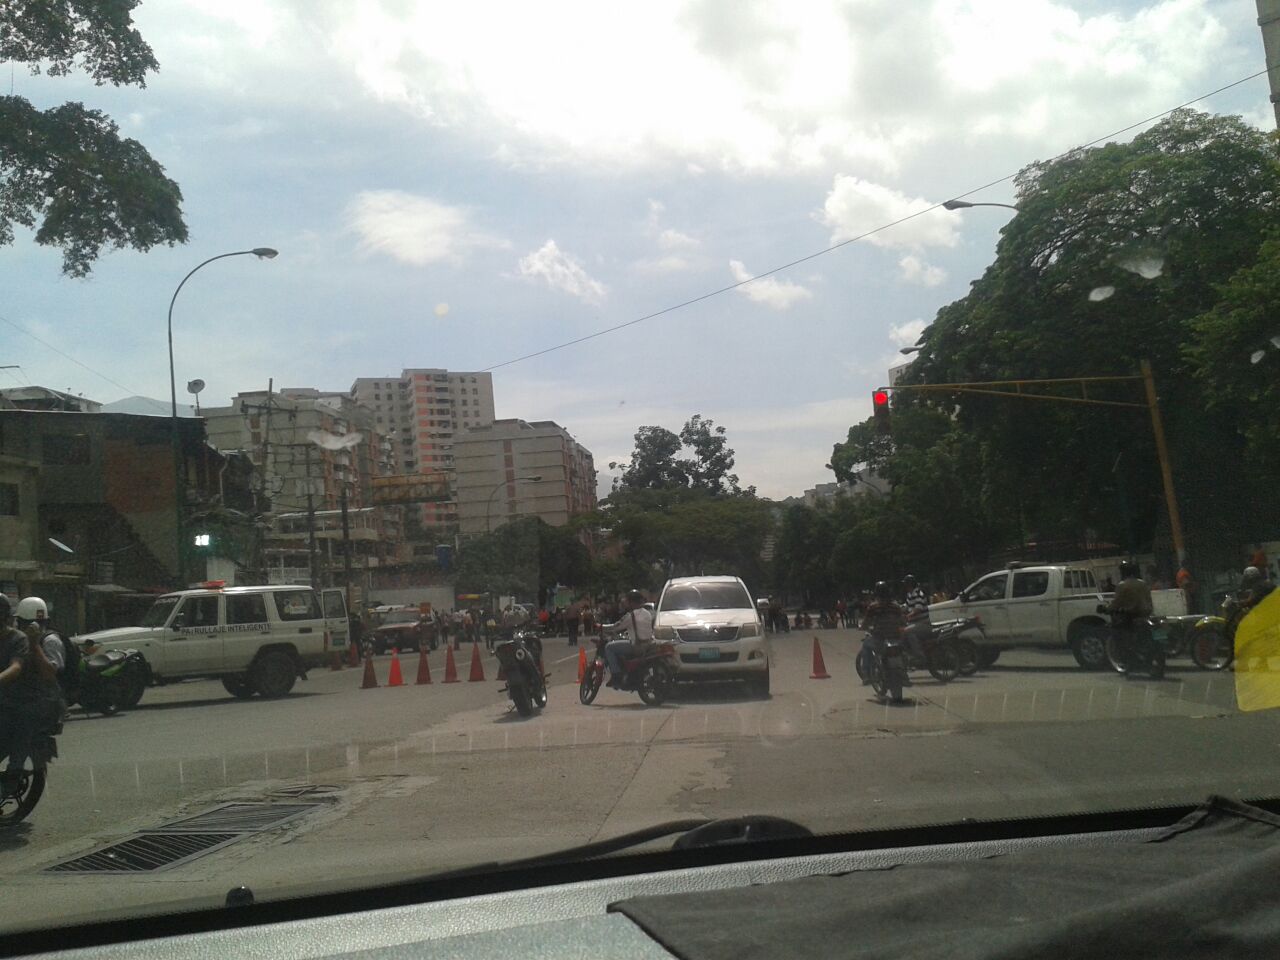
[821,177,959,251]
[659,228,700,251]
[634,256,695,275]
[347,191,506,266]
[888,319,928,348]
[898,254,947,287]
[728,260,813,311]
[518,240,608,304]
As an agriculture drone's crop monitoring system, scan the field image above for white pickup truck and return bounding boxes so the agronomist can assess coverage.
[928,564,1187,670]
[76,583,350,703]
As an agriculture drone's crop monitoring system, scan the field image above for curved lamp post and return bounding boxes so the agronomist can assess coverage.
[485,475,542,534]
[942,199,1019,212]
[168,248,278,585]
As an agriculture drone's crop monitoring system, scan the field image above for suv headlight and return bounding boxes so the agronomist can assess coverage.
[738,622,760,638]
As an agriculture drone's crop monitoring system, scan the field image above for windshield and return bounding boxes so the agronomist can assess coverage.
[660,584,754,612]
[4,0,1280,944]
[139,597,179,628]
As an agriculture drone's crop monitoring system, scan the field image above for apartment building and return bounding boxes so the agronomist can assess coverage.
[349,369,496,538]
[453,419,596,536]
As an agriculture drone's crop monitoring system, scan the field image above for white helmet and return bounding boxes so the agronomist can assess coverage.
[14,596,48,624]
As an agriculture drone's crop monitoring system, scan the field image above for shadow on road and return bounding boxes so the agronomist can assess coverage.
[0,821,34,851]
[670,683,766,706]
[129,692,324,712]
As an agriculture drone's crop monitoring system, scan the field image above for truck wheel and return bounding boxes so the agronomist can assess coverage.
[250,652,297,699]
[1072,627,1109,670]
[975,646,1000,669]
[222,676,255,699]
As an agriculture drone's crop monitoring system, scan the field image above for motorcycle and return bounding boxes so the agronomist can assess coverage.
[495,626,548,717]
[930,616,987,677]
[0,715,60,827]
[579,631,679,706]
[1185,598,1241,671]
[63,641,149,715]
[1098,604,1165,679]
[855,626,910,704]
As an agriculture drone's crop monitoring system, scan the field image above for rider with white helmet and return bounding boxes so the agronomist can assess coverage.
[14,597,65,677]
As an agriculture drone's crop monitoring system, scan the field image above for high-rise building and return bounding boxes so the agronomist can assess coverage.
[349,369,496,538]
[453,419,596,536]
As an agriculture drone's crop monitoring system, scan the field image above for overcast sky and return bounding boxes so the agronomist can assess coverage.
[2,0,1272,498]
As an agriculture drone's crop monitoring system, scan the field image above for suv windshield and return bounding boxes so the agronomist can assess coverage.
[139,597,179,628]
[660,584,754,611]
[4,0,1280,947]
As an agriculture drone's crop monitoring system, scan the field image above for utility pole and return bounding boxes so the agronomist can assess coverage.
[340,486,353,613]
[1259,1,1280,129]
[258,378,274,511]
[1140,360,1186,566]
[305,444,320,591]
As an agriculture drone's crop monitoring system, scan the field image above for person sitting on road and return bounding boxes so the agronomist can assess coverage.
[902,575,930,664]
[601,590,654,689]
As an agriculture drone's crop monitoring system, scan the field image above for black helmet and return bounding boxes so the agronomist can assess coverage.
[1119,560,1139,579]
[903,574,917,586]
[1241,566,1264,590]
[874,581,893,600]
[625,589,645,605]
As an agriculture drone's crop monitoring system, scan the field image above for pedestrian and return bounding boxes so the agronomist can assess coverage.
[836,598,848,628]
[582,601,595,638]
[566,598,581,647]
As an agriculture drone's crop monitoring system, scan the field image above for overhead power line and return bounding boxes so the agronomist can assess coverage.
[481,66,1275,373]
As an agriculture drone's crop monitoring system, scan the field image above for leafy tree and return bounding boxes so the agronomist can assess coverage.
[1,0,187,275]
[680,414,740,494]
[612,426,687,490]
[612,415,743,494]
[454,517,590,603]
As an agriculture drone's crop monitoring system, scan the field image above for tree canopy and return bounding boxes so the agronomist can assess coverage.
[612,414,743,494]
[1,0,187,275]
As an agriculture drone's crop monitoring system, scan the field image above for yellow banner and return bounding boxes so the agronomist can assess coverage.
[1234,588,1280,711]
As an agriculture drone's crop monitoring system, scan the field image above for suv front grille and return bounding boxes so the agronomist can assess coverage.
[675,626,740,643]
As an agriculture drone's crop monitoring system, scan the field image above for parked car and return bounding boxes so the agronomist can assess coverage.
[928,563,1188,670]
[652,576,770,697]
[75,582,349,700]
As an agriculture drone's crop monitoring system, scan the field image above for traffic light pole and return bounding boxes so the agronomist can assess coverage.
[881,360,1186,565]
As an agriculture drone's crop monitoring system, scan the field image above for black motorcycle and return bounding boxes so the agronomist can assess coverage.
[495,627,548,717]
[1098,604,1165,679]
[931,616,988,677]
[858,630,910,704]
[0,715,60,827]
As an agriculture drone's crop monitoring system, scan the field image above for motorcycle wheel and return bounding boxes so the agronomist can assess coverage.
[533,671,549,710]
[954,637,978,676]
[1147,644,1166,680]
[888,670,905,704]
[926,642,960,683]
[117,665,147,709]
[868,656,889,702]
[1191,624,1234,671]
[84,692,119,717]
[854,646,868,681]
[0,767,46,828]
[511,682,534,717]
[637,663,672,706]
[579,665,603,705]
[221,676,255,699]
[1104,632,1130,675]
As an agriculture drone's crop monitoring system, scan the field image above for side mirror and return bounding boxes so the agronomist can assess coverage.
[957,592,968,603]
[171,614,185,629]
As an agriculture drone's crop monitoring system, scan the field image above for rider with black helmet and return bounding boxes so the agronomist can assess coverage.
[1107,561,1153,626]
[601,590,654,689]
[1239,566,1275,614]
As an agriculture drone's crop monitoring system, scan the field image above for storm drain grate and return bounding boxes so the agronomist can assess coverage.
[267,784,341,799]
[46,832,242,873]
[45,803,321,874]
[156,802,319,833]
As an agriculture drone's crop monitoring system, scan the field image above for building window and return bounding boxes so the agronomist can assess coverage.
[0,483,18,517]
[472,388,478,395]
[42,434,90,466]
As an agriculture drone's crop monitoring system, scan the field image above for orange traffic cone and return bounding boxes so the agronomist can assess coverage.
[347,641,359,668]
[387,649,404,687]
[442,644,460,683]
[329,650,344,670]
[468,643,486,682]
[361,654,378,689]
[810,636,831,680]
[415,648,432,685]
[576,646,587,683]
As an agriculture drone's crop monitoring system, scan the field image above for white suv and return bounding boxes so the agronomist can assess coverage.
[653,576,770,697]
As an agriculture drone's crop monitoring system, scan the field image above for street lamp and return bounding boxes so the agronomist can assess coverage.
[168,248,278,585]
[899,345,922,355]
[942,199,1019,212]
[485,475,542,534]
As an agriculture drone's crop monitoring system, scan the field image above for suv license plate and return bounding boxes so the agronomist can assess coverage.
[698,648,721,661]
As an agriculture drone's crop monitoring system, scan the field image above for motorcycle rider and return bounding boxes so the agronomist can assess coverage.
[1105,560,1153,675]
[1238,565,1275,615]
[14,597,66,684]
[601,590,653,689]
[860,581,906,686]
[902,574,930,666]
[0,595,63,795]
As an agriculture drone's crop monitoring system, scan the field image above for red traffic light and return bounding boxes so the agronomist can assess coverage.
[872,389,891,435]
[872,389,889,408]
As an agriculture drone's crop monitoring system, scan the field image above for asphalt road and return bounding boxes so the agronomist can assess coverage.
[3,629,1277,938]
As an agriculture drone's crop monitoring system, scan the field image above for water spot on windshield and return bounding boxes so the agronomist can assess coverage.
[1270,335,1280,350]
[1117,254,1164,279]
[1250,350,1266,365]
[1088,286,1115,302]
[434,302,450,318]
[307,429,365,450]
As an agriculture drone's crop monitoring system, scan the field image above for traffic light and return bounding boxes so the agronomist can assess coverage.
[872,388,891,435]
